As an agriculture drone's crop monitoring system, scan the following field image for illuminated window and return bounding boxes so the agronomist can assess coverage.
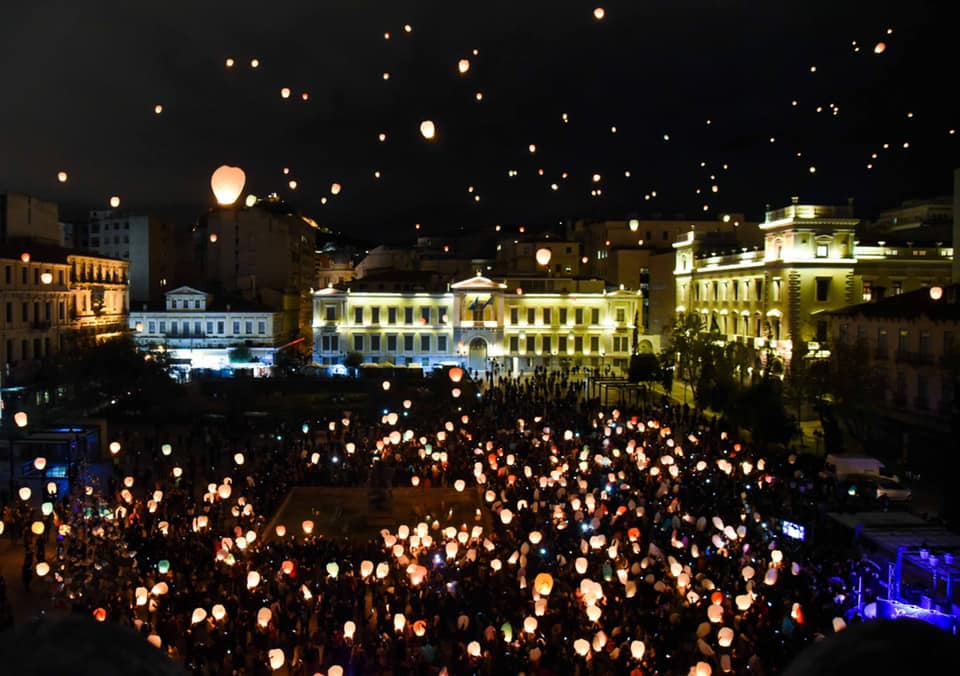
[616,308,625,322]
[816,243,829,257]
[370,335,381,351]
[862,280,873,302]
[354,307,363,324]
[354,335,364,351]
[509,336,518,353]
[371,307,380,324]
[591,308,600,324]
[420,335,430,352]
[404,307,414,324]
[526,336,535,352]
[437,335,447,352]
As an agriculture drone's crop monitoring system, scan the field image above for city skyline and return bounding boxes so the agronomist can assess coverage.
[0,1,957,238]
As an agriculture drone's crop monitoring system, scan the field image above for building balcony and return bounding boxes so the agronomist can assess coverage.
[873,347,889,360]
[30,320,52,331]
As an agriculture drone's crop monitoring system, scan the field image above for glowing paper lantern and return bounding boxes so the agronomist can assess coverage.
[454,479,466,492]
[833,617,846,632]
[40,272,52,284]
[574,639,590,657]
[109,441,121,455]
[344,620,356,639]
[393,613,406,633]
[268,649,284,670]
[718,626,734,647]
[280,87,291,99]
[419,120,436,140]
[326,561,340,578]
[109,196,120,208]
[160,443,172,456]
[593,7,605,20]
[376,562,390,579]
[157,559,171,574]
[281,560,295,575]
[18,487,31,501]
[57,171,68,183]
[695,662,712,676]
[707,604,723,623]
[458,59,470,74]
[257,607,272,627]
[93,608,107,622]
[275,524,286,537]
[247,571,261,589]
[874,42,886,54]
[360,560,374,578]
[210,165,246,206]
[764,568,778,586]
[534,572,553,596]
[467,641,481,657]
[302,520,314,535]
[35,562,50,576]
[14,411,28,428]
[535,247,552,266]
[382,380,391,391]
[331,182,342,195]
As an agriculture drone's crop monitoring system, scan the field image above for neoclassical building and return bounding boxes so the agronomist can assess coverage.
[312,274,642,375]
[674,199,953,365]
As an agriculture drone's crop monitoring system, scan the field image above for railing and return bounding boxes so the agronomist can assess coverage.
[895,350,934,366]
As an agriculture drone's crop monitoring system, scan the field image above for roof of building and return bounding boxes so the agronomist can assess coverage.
[823,284,960,322]
[0,239,126,265]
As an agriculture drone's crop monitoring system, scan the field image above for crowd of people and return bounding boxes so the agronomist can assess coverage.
[0,368,880,674]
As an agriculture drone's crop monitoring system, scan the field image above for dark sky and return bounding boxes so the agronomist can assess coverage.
[0,1,956,239]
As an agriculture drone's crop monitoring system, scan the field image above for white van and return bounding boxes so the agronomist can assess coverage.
[825,454,885,479]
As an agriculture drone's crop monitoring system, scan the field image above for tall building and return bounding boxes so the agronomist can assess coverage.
[203,198,321,353]
[64,210,183,302]
[1,192,61,246]
[674,198,953,368]
[313,273,642,375]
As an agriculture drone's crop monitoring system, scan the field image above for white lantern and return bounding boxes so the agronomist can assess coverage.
[211,165,246,206]
[535,248,552,266]
[718,627,734,647]
[420,120,436,140]
[344,620,356,639]
[247,571,261,589]
[268,649,284,670]
[212,604,227,621]
[191,608,207,624]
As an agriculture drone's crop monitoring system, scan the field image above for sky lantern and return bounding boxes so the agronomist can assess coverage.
[448,366,464,383]
[280,87,291,99]
[191,608,207,624]
[154,104,163,114]
[109,196,120,208]
[93,608,107,622]
[451,387,462,398]
[35,562,50,577]
[109,441,121,455]
[574,639,590,657]
[874,42,887,54]
[695,662,712,676]
[210,165,246,206]
[382,380,391,391]
[212,604,226,622]
[275,524,286,537]
[420,120,436,140]
[535,247,552,266]
[467,641,481,658]
[707,605,723,623]
[393,613,406,633]
[534,571,553,595]
[343,620,356,639]
[376,562,390,579]
[257,607,272,627]
[593,8,606,20]
[630,640,645,660]
[268,649,284,670]
[458,58,470,74]
[18,487,31,501]
[250,58,260,68]
[454,479,466,492]
[326,561,340,578]
[57,171,68,183]
[331,182,342,195]
[247,571,261,589]
[33,457,46,471]
[302,520,314,535]
[225,57,234,67]
[718,627,734,647]
[360,560,374,578]
[764,568,778,586]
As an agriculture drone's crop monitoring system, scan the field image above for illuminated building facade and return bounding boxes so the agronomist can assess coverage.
[313,274,641,375]
[674,199,953,365]
[129,286,286,377]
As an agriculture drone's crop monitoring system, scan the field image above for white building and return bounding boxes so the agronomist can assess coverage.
[129,286,286,378]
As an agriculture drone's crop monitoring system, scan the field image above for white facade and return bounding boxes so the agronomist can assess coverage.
[129,286,285,376]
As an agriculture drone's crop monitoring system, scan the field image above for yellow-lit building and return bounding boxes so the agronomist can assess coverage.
[313,274,641,375]
[674,199,953,366]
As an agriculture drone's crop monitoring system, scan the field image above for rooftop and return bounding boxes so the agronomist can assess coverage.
[824,284,960,322]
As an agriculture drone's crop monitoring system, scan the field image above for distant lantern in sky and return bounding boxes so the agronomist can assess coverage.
[250,58,259,68]
[663,133,670,141]
[528,144,537,153]
[281,87,291,99]
[331,183,342,195]
[420,120,436,140]
[109,196,120,208]
[458,59,470,74]
[384,31,390,40]
[210,165,246,206]
[57,171,68,183]
[225,57,235,68]
[404,24,412,32]
[301,92,309,100]
[245,194,257,207]
[808,166,817,173]
[593,7,606,20]
[382,72,391,80]
[378,132,387,142]
[874,42,887,54]
[154,104,163,114]
[288,180,298,190]
[629,218,639,232]
[536,248,552,266]
[475,92,483,101]
[592,173,601,183]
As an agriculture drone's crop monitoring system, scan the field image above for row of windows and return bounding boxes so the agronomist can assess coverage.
[326,334,630,355]
[4,265,66,287]
[4,337,52,363]
[5,301,66,324]
[141,319,267,336]
[838,325,952,357]
[169,299,204,310]
[507,307,622,325]
[692,277,834,303]
[332,305,450,324]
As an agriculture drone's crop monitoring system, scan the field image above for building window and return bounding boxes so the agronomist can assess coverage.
[755,279,763,299]
[420,334,430,352]
[388,307,397,324]
[527,308,535,324]
[510,307,519,325]
[574,336,583,353]
[386,335,397,352]
[354,335,364,352]
[421,307,431,324]
[171,300,177,309]
[507,336,517,353]
[815,278,830,302]
[403,334,414,352]
[242,320,250,334]
[543,308,552,325]
[557,336,567,352]
[354,307,363,324]
[438,335,447,352]
[258,321,266,335]
[816,320,828,342]
[325,305,336,321]
[169,321,178,335]
[542,336,552,353]
[372,307,381,324]
[892,280,903,295]
[526,336,536,353]
[897,328,909,353]
[4,303,10,323]
[370,335,381,351]
[559,308,568,325]
[232,321,240,334]
[816,243,829,257]
[590,336,600,352]
[616,308,626,323]
[862,280,873,302]
[194,300,201,309]
[217,321,224,334]
[773,279,782,302]
[591,308,600,325]
[148,321,155,333]
[404,307,414,324]
[731,315,739,335]
[439,306,448,323]
[713,281,719,301]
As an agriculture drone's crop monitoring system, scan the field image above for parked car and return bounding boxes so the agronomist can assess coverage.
[874,476,912,502]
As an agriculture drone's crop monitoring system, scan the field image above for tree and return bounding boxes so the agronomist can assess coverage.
[821,339,884,449]
[228,344,253,363]
[344,352,363,369]
[730,377,794,449]
[664,313,727,406]
[628,353,661,384]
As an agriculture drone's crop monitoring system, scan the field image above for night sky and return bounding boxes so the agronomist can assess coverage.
[1,1,957,239]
